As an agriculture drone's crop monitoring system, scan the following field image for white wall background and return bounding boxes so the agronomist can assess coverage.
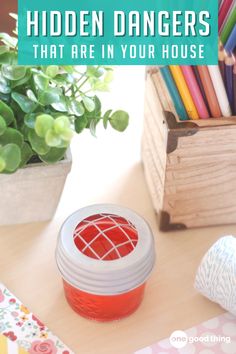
[56,66,155,222]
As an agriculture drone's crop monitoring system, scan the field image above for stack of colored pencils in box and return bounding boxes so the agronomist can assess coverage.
[154,0,236,120]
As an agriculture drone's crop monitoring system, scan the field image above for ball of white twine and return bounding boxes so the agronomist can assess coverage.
[195,236,236,315]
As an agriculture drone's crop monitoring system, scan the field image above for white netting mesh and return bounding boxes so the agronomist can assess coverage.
[73,213,138,261]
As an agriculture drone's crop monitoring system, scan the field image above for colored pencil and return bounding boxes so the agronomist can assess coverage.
[152,70,179,119]
[220,5,236,44]
[225,54,235,109]
[197,66,222,118]
[192,66,211,113]
[208,65,232,116]
[219,46,226,80]
[225,24,236,53]
[160,66,188,121]
[181,66,209,119]
[219,0,234,32]
[169,66,199,120]
[219,1,235,34]
[233,64,236,114]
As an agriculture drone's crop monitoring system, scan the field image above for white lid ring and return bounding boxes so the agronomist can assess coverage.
[56,204,155,295]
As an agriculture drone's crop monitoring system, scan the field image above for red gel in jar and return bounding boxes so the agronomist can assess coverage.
[56,204,155,321]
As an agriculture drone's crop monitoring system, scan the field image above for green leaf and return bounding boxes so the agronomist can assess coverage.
[0,156,6,172]
[94,96,102,115]
[24,113,37,129]
[0,74,10,94]
[60,128,73,142]
[35,114,54,138]
[89,119,98,137]
[68,99,85,117]
[79,96,101,129]
[74,115,88,134]
[104,71,113,83]
[46,66,59,78]
[11,70,31,89]
[63,66,74,74]
[51,74,68,86]
[0,93,10,104]
[39,88,61,105]
[0,115,7,135]
[92,81,110,92]
[66,74,75,85]
[2,65,26,81]
[33,74,49,91]
[45,129,62,147]
[0,52,17,65]
[53,116,70,134]
[51,97,67,112]
[83,97,96,112]
[26,89,38,103]
[20,124,30,140]
[0,100,14,125]
[87,66,105,78]
[0,46,9,55]
[109,110,129,132]
[103,110,112,129]
[0,127,23,147]
[19,142,33,168]
[0,33,17,48]
[28,130,50,155]
[11,92,37,113]
[39,147,66,164]
[0,143,21,172]
[86,66,97,77]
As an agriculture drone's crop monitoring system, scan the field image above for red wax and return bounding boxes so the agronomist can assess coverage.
[73,213,138,260]
[63,279,146,322]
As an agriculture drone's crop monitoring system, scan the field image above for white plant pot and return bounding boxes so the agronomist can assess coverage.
[0,151,72,225]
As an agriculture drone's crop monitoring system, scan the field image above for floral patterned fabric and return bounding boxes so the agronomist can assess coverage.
[0,284,74,354]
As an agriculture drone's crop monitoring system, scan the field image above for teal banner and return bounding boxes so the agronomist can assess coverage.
[18,0,218,65]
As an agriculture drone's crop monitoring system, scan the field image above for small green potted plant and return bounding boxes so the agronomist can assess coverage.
[0,15,129,225]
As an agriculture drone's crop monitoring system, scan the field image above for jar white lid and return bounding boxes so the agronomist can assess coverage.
[56,204,156,295]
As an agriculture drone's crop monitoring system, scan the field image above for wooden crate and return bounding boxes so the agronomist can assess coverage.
[142,69,236,231]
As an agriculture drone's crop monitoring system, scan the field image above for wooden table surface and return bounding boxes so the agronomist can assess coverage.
[0,68,234,354]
